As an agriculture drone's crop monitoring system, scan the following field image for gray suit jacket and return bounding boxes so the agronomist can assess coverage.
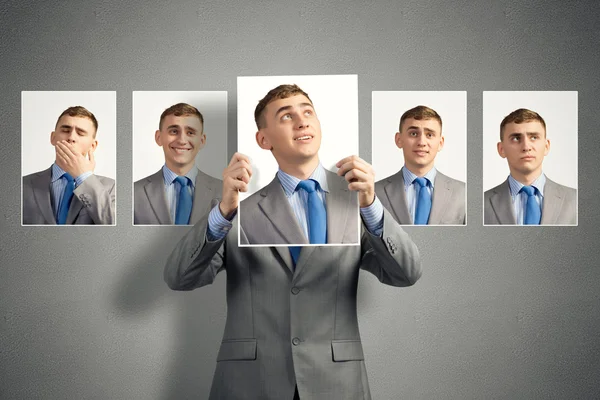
[375,169,466,225]
[164,207,422,400]
[133,168,223,225]
[484,177,577,225]
[239,169,359,244]
[22,167,115,225]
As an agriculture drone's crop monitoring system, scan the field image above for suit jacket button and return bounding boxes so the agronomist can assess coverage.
[292,337,301,346]
[291,287,300,295]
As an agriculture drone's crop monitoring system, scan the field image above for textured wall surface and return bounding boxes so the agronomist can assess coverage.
[1,1,599,399]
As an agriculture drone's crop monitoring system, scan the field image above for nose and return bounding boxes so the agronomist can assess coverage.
[297,114,309,129]
[66,128,77,143]
[521,136,533,151]
[417,132,427,146]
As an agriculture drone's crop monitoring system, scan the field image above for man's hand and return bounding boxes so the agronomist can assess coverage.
[55,141,95,178]
[336,155,375,207]
[220,152,252,219]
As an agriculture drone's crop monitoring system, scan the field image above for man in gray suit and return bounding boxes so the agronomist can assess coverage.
[164,84,422,399]
[134,103,222,225]
[484,108,577,225]
[375,105,466,225]
[22,106,115,225]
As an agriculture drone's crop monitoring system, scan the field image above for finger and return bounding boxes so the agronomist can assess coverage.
[343,168,371,184]
[55,144,70,160]
[225,176,248,192]
[60,141,79,158]
[230,159,253,178]
[228,152,250,167]
[228,166,251,184]
[347,181,372,192]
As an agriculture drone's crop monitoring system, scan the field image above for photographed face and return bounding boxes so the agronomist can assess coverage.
[256,94,322,166]
[155,114,206,172]
[396,118,444,172]
[50,115,98,156]
[497,120,549,178]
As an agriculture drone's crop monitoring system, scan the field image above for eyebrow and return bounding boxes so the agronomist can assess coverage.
[508,131,542,137]
[274,102,314,117]
[406,126,437,133]
[59,124,88,134]
[167,124,198,133]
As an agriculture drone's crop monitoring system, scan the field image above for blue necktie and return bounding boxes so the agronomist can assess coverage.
[520,185,541,225]
[413,177,431,225]
[289,179,327,266]
[57,173,75,224]
[174,176,193,225]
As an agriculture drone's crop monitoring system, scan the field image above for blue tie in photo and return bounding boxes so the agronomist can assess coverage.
[174,176,193,225]
[520,185,541,225]
[290,179,327,266]
[57,173,75,224]
[413,177,431,225]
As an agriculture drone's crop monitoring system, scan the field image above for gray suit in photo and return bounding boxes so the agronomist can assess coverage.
[22,166,115,225]
[133,168,222,225]
[164,205,421,400]
[484,177,577,225]
[239,169,359,245]
[375,169,466,225]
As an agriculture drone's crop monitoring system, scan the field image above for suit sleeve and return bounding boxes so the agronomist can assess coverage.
[360,207,422,287]
[73,174,115,225]
[164,213,227,291]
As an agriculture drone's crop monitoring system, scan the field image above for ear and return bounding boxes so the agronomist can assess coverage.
[155,129,162,146]
[544,138,550,156]
[256,129,272,150]
[394,131,403,149]
[497,141,506,158]
[438,135,445,151]
[50,131,57,146]
[197,132,207,150]
[90,139,98,151]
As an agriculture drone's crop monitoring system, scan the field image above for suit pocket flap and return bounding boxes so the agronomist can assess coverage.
[217,339,257,361]
[331,339,364,361]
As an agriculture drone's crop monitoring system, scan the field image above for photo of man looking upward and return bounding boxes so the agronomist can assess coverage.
[375,105,466,225]
[22,105,115,225]
[133,102,223,225]
[484,107,577,225]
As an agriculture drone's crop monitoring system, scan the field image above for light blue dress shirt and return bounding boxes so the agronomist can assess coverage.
[207,163,384,241]
[508,173,546,225]
[50,163,92,222]
[162,165,198,224]
[402,166,437,224]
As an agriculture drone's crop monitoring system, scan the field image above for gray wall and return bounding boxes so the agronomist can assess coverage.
[1,1,599,399]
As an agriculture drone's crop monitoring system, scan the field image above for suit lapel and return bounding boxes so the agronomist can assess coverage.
[325,170,352,243]
[257,177,307,244]
[429,172,452,225]
[66,193,84,224]
[272,247,294,275]
[540,178,564,224]
[292,245,316,278]
[384,171,412,224]
[490,179,516,224]
[144,170,172,224]
[32,167,56,224]
[190,169,217,223]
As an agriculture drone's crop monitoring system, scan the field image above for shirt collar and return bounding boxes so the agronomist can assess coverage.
[277,162,329,197]
[162,164,198,188]
[508,173,546,198]
[51,163,67,183]
[402,166,437,190]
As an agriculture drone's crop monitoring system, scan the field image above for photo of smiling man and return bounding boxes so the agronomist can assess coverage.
[483,91,578,225]
[132,92,227,225]
[22,91,116,225]
[235,75,363,246]
[372,91,467,226]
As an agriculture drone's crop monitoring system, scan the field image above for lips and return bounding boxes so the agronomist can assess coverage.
[171,147,192,153]
[294,135,314,141]
[413,150,429,156]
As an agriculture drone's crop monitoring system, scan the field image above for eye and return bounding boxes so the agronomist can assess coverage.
[426,133,433,138]
[530,135,538,140]
[409,131,417,137]
[304,110,313,116]
[169,128,178,134]
[281,114,291,121]
[510,136,520,142]
[187,130,196,135]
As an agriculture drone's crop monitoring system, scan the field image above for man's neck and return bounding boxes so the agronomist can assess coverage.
[509,168,543,186]
[278,156,320,180]
[166,161,195,176]
[404,163,434,177]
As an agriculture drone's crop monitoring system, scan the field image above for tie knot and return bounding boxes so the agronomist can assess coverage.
[520,185,536,196]
[62,173,74,183]
[414,177,428,188]
[297,179,318,193]
[175,176,190,187]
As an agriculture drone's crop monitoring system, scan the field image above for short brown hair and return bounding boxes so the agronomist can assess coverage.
[500,108,546,140]
[56,106,98,137]
[254,84,313,129]
[159,103,204,131]
[399,105,442,132]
